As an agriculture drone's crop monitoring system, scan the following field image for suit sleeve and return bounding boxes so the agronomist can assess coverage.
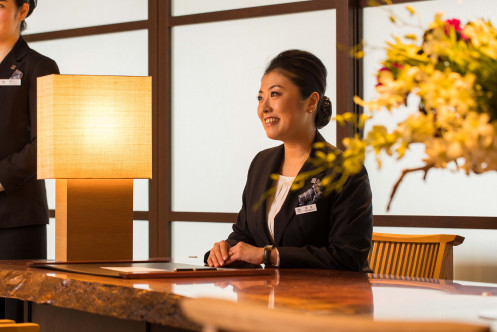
[277,166,373,272]
[0,56,60,192]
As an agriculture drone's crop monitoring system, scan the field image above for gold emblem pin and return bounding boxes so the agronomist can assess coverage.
[10,65,16,70]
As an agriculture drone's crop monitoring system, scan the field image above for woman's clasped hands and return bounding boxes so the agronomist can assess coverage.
[207,241,264,267]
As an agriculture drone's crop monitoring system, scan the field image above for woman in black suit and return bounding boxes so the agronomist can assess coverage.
[207,50,372,271]
[0,0,59,320]
[0,0,59,258]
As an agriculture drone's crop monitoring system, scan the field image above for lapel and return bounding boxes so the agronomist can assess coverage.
[254,145,285,245]
[0,37,29,79]
[273,131,327,246]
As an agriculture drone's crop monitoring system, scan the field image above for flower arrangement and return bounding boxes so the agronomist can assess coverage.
[298,6,497,210]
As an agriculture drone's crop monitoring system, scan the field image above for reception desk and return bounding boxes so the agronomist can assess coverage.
[0,260,496,331]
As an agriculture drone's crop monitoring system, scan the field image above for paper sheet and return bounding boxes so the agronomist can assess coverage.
[100,267,169,273]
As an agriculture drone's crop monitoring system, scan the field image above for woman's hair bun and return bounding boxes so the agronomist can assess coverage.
[316,96,332,129]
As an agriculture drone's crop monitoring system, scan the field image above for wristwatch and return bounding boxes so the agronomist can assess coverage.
[264,245,274,266]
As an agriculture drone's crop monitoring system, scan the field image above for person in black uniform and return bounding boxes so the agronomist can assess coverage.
[206,50,372,271]
[0,0,59,320]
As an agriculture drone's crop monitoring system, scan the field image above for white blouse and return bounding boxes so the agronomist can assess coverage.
[266,175,295,242]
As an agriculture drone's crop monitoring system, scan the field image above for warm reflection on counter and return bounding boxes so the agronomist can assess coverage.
[175,269,373,315]
[0,261,496,331]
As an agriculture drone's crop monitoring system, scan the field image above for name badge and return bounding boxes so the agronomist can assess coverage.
[0,79,21,86]
[295,204,317,215]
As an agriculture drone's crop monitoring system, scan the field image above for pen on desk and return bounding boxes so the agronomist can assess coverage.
[174,267,217,272]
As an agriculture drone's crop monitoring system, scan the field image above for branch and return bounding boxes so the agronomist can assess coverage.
[387,164,434,211]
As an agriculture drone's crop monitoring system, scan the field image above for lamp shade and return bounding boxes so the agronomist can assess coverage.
[37,75,152,179]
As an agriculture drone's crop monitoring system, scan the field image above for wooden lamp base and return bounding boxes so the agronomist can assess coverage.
[55,179,133,261]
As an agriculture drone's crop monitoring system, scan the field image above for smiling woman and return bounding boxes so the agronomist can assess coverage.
[205,50,373,271]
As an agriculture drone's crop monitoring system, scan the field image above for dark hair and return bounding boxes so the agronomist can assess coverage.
[15,0,37,32]
[264,49,332,129]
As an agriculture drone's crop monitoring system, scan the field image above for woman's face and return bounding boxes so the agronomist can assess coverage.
[0,0,27,42]
[258,70,316,142]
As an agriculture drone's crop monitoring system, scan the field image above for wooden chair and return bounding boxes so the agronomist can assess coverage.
[368,233,464,280]
[181,298,489,332]
[0,320,39,331]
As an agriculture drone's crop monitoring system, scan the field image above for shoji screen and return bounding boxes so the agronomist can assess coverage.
[170,7,337,259]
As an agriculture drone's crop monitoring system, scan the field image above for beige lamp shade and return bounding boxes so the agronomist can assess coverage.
[37,75,152,179]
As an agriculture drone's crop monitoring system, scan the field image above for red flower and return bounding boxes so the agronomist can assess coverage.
[375,66,402,87]
[376,67,390,87]
[444,19,468,40]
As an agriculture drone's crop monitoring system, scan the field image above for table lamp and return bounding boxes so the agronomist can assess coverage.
[37,75,152,261]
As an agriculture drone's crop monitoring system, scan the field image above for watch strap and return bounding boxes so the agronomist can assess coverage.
[264,245,274,266]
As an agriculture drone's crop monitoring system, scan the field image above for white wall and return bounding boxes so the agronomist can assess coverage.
[171,9,337,213]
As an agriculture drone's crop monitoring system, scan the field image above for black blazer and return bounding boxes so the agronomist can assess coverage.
[0,37,59,228]
[213,132,373,271]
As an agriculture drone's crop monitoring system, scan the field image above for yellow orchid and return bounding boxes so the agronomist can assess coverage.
[308,12,497,210]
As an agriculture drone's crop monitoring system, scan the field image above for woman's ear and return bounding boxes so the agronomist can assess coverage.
[17,3,30,22]
[307,92,320,113]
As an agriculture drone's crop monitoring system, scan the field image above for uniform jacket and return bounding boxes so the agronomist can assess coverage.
[0,37,59,228]
[218,132,373,271]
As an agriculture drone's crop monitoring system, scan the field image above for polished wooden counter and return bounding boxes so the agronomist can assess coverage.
[1,260,497,331]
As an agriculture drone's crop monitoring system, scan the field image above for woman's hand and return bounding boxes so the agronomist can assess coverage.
[207,240,231,267]
[207,241,265,267]
[224,242,264,266]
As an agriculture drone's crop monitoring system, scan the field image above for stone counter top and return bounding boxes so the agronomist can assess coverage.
[1,260,497,330]
[0,260,372,329]
[0,261,200,330]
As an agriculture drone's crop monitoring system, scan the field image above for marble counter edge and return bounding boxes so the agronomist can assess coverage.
[0,269,200,331]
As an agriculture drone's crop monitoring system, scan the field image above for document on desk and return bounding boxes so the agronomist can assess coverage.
[30,261,274,279]
[101,266,169,273]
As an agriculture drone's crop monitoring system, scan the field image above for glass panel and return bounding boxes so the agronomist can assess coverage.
[29,30,148,76]
[134,220,149,260]
[25,0,148,34]
[134,179,149,211]
[363,0,497,216]
[47,218,55,260]
[171,222,234,261]
[45,180,55,210]
[374,226,497,283]
[172,10,337,212]
[172,0,311,16]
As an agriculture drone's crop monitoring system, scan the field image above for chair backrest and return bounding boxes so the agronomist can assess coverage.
[0,320,39,332]
[181,298,489,332]
[368,233,464,279]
